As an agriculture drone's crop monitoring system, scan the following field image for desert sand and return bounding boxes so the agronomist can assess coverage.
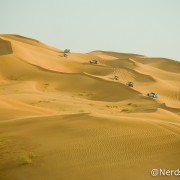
[0,34,179,180]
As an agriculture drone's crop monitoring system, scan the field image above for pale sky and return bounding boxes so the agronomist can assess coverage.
[1,0,180,60]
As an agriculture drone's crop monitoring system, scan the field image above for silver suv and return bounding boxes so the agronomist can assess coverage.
[114,75,120,80]
[126,81,134,87]
[64,49,70,53]
[89,60,99,64]
[147,92,158,98]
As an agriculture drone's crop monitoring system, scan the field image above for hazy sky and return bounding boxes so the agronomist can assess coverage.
[1,0,180,60]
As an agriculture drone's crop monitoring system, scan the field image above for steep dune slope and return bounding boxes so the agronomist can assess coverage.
[0,38,13,56]
[1,34,61,52]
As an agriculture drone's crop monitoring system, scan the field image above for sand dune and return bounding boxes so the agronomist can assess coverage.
[0,34,179,180]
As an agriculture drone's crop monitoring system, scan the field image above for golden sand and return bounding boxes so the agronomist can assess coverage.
[0,35,179,180]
